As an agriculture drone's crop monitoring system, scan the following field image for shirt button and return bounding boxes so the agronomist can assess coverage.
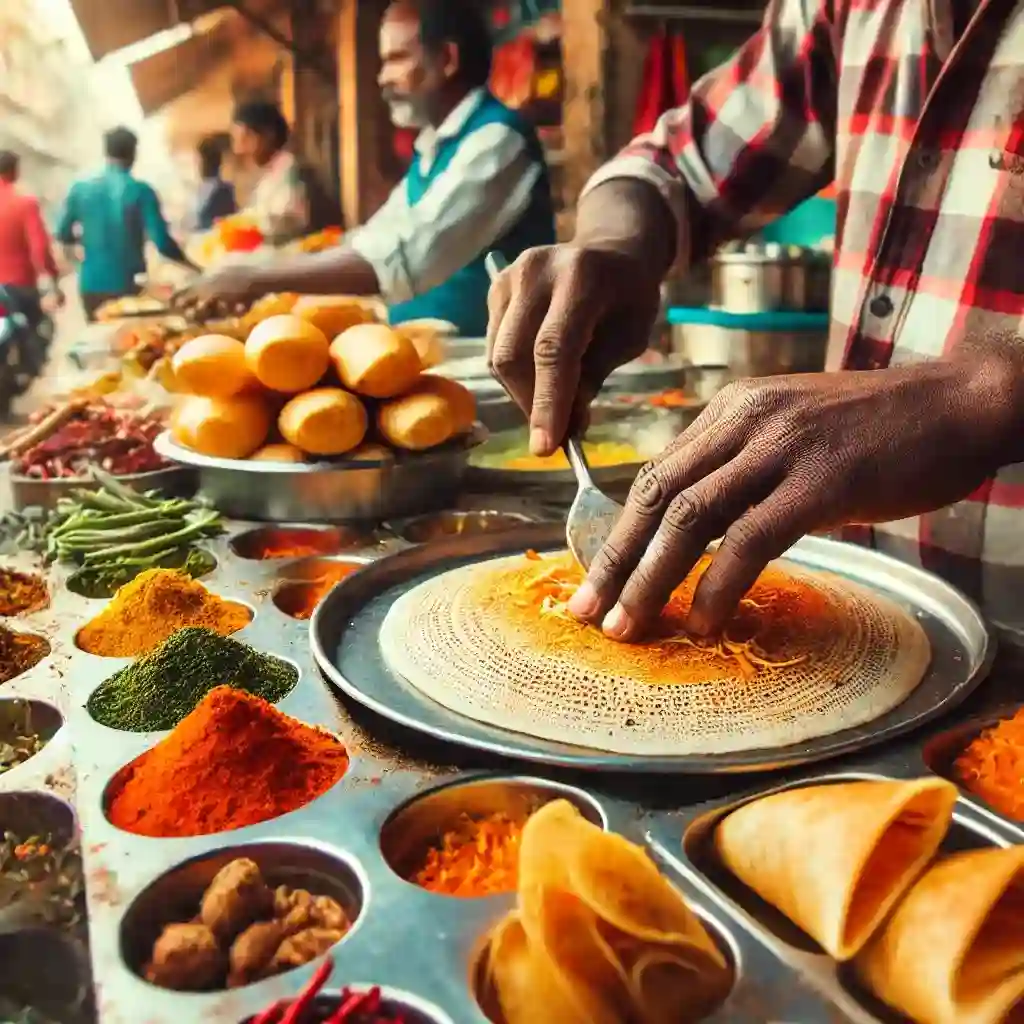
[917,148,939,170]
[869,294,894,318]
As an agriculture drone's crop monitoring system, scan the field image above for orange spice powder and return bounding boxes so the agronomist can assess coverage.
[953,708,1024,822]
[411,812,526,897]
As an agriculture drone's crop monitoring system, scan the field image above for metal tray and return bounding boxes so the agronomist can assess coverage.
[9,465,197,512]
[154,427,488,522]
[645,768,1015,1023]
[0,512,1012,1024]
[311,524,993,773]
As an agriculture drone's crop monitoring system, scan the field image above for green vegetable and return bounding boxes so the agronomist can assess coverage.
[86,627,299,732]
[34,472,222,583]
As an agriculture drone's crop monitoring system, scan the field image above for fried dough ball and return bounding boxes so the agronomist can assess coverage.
[227,920,286,988]
[269,927,345,971]
[201,858,273,943]
[145,922,225,990]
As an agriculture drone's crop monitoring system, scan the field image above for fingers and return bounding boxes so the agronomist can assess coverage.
[488,253,551,429]
[529,267,600,454]
[687,476,820,636]
[568,412,747,626]
[604,456,778,640]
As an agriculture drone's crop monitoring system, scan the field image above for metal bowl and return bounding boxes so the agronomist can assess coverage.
[9,465,197,512]
[466,402,700,499]
[153,427,488,522]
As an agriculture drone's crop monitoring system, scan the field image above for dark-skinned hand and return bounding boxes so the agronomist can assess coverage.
[566,360,1014,642]
[171,264,260,321]
[487,244,662,454]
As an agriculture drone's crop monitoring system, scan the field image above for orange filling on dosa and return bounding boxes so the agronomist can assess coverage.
[479,550,844,687]
[478,800,732,1024]
[713,778,958,960]
[855,847,1024,1024]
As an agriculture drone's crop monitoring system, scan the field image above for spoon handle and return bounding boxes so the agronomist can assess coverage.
[563,436,596,490]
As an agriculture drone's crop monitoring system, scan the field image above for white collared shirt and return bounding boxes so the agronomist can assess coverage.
[347,88,542,305]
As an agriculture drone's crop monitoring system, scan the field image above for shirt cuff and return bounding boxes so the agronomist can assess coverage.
[346,230,414,305]
[581,154,691,269]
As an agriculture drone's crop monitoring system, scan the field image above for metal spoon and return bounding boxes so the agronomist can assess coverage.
[484,251,622,569]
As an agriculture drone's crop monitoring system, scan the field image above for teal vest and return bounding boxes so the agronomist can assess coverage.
[389,92,556,337]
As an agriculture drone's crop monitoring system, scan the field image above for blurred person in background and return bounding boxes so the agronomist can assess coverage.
[176,0,555,338]
[57,127,196,321]
[193,134,237,231]
[0,150,64,321]
[230,101,310,245]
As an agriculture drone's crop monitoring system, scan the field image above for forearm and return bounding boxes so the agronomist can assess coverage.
[573,179,681,282]
[249,247,380,297]
[947,336,1024,468]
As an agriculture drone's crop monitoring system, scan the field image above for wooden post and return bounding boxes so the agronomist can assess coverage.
[337,0,402,227]
[561,0,610,213]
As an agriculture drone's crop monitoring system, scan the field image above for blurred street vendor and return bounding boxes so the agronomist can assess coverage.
[0,149,64,319]
[175,0,555,338]
[230,101,310,245]
[57,127,197,321]
[193,134,237,232]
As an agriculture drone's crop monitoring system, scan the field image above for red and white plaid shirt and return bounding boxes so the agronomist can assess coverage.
[586,0,1024,637]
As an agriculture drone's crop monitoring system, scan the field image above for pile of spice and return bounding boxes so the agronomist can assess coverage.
[145,858,351,991]
[409,811,526,898]
[40,470,223,594]
[106,686,349,837]
[953,707,1024,822]
[247,960,417,1024]
[0,830,84,930]
[0,702,48,774]
[0,627,50,685]
[10,401,168,479]
[87,627,298,732]
[0,569,48,616]
[242,531,345,560]
[76,568,251,657]
[279,563,362,621]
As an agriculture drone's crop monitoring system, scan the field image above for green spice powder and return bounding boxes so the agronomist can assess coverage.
[86,627,298,732]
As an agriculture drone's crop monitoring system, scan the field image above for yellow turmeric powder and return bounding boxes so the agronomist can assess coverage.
[76,568,252,657]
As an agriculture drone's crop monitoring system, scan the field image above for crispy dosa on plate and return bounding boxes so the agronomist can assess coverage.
[479,800,732,1024]
[855,847,1024,1024]
[713,778,958,960]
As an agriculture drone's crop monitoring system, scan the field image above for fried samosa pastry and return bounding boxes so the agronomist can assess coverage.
[855,847,1024,1024]
[713,778,958,960]
[479,800,732,1024]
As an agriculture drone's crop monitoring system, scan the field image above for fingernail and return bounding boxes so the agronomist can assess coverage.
[568,582,599,618]
[529,428,551,455]
[602,604,632,640]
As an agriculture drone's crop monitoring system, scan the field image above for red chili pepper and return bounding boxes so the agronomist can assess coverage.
[325,988,382,1024]
[251,999,289,1024]
[280,959,334,1024]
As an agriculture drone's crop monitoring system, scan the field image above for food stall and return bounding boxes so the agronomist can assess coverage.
[0,281,1019,1024]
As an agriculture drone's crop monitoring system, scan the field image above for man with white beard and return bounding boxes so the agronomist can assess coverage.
[177,0,555,338]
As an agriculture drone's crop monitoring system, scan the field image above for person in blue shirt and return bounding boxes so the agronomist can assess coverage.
[174,0,555,338]
[193,135,237,232]
[57,127,197,321]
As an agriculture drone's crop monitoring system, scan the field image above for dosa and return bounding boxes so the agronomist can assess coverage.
[855,847,1024,1024]
[713,778,958,960]
[479,800,732,1024]
[380,550,931,756]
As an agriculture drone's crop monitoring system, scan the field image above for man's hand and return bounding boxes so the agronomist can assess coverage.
[171,264,261,319]
[486,180,676,456]
[567,357,1023,642]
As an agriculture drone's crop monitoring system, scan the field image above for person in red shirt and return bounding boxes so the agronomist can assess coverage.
[0,150,64,322]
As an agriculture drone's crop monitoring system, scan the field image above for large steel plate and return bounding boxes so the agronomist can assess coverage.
[311,524,994,773]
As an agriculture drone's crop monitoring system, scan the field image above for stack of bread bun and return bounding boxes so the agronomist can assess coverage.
[168,296,475,463]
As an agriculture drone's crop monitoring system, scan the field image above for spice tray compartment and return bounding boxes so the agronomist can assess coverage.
[644,770,1015,1024]
[919,701,1024,841]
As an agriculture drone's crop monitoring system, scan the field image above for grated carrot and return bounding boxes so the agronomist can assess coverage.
[953,708,1024,823]
[515,551,805,679]
[411,812,525,898]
